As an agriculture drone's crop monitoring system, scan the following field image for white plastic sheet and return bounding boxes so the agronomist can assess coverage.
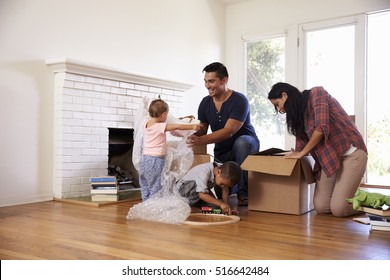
[127,96,198,224]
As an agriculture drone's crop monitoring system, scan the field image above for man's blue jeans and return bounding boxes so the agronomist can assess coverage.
[214,135,260,198]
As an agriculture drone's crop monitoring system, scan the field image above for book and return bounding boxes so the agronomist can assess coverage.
[370,225,390,232]
[90,181,117,185]
[91,191,134,202]
[367,213,390,222]
[370,220,390,227]
[91,184,118,190]
[367,213,390,227]
[91,182,117,186]
[91,181,118,193]
[352,215,390,226]
[359,206,390,217]
[352,217,370,225]
[91,184,118,194]
[89,176,117,183]
[361,207,390,232]
[91,183,118,188]
[91,189,118,194]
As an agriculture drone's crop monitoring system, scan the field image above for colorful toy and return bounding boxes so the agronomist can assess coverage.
[201,206,223,214]
[346,189,390,210]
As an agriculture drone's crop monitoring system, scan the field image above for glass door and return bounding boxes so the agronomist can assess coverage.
[366,11,390,185]
[245,36,286,149]
[301,19,356,115]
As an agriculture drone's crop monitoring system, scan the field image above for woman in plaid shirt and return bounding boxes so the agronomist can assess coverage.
[268,82,367,217]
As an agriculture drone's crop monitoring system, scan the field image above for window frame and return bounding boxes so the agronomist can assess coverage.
[298,15,367,139]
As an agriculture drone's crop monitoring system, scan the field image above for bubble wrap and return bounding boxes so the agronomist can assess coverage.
[127,96,196,224]
[126,194,191,225]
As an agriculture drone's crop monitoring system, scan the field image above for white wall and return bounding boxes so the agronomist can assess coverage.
[0,0,226,206]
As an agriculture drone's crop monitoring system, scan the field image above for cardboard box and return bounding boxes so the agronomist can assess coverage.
[241,153,316,215]
[191,154,211,168]
[192,145,207,154]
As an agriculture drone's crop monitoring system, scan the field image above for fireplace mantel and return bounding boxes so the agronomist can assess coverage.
[46,58,194,91]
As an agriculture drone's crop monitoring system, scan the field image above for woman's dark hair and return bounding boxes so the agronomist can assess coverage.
[203,62,229,79]
[268,82,309,139]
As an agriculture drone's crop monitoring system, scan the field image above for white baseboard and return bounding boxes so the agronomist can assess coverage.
[0,195,54,207]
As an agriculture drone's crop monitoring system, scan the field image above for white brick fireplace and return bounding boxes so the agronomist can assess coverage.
[46,58,193,198]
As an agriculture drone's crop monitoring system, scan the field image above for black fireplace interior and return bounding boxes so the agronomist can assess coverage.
[108,128,139,188]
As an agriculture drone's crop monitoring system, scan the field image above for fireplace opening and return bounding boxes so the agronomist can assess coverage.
[108,128,139,189]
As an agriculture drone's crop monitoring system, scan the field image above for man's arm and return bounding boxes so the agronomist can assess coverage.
[194,122,209,136]
[189,118,243,146]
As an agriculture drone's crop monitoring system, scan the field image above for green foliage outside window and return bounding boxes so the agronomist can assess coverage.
[246,39,285,147]
[367,116,390,180]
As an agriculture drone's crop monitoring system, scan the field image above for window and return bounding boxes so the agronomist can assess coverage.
[304,25,355,114]
[299,13,390,186]
[241,12,390,187]
[245,35,286,149]
[299,17,363,116]
[366,11,390,185]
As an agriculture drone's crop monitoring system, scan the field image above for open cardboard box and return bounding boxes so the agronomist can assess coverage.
[241,149,316,215]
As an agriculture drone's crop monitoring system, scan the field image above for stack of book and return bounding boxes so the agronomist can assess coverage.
[360,206,390,232]
[89,176,134,202]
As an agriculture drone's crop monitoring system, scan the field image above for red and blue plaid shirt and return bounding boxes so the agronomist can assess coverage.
[295,87,367,179]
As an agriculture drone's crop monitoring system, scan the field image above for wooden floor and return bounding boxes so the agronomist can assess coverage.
[0,198,389,260]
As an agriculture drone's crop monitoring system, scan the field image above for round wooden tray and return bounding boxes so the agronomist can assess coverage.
[183,213,240,226]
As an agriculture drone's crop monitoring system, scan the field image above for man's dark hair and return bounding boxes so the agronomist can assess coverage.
[203,62,229,79]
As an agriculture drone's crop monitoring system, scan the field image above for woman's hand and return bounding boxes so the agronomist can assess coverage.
[284,149,304,159]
